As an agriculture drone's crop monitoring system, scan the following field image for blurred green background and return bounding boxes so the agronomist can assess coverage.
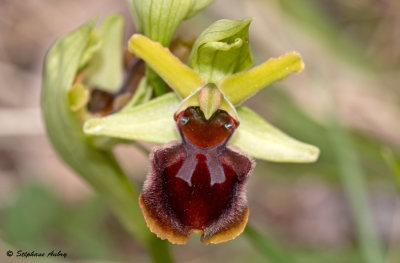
[0,0,399,262]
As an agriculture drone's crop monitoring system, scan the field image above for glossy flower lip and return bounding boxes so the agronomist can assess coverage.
[140,107,254,244]
[175,107,238,148]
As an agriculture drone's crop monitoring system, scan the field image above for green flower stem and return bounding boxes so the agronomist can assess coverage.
[42,20,173,263]
[244,225,293,263]
[382,148,400,193]
[328,118,384,263]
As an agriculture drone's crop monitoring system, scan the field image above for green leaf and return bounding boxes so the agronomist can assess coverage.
[188,18,253,84]
[327,117,384,263]
[84,92,180,143]
[41,19,173,262]
[126,0,214,46]
[129,34,204,98]
[85,15,124,92]
[230,106,319,162]
[219,52,304,105]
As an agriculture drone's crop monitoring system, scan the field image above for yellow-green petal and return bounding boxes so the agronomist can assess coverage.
[219,52,304,105]
[129,34,204,98]
[230,106,319,162]
[84,92,180,143]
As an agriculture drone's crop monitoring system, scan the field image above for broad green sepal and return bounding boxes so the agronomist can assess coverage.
[189,18,253,84]
[85,15,124,92]
[127,0,214,46]
[129,34,204,98]
[230,106,319,162]
[219,52,304,105]
[84,92,180,144]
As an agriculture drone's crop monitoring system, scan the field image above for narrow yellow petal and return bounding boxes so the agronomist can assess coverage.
[219,52,304,105]
[129,34,204,98]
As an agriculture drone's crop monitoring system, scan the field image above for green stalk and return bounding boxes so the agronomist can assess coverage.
[244,225,293,263]
[328,118,384,263]
[42,20,173,263]
[382,148,400,193]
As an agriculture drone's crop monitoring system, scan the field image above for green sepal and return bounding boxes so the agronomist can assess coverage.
[85,15,124,92]
[84,92,180,144]
[230,106,320,162]
[129,34,204,98]
[219,52,304,105]
[127,0,214,46]
[188,18,253,84]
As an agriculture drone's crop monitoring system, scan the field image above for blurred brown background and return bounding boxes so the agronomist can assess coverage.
[1,0,400,262]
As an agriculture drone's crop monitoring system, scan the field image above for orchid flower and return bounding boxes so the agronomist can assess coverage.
[83,19,319,244]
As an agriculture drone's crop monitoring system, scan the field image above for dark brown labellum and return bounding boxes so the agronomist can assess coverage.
[140,107,254,244]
